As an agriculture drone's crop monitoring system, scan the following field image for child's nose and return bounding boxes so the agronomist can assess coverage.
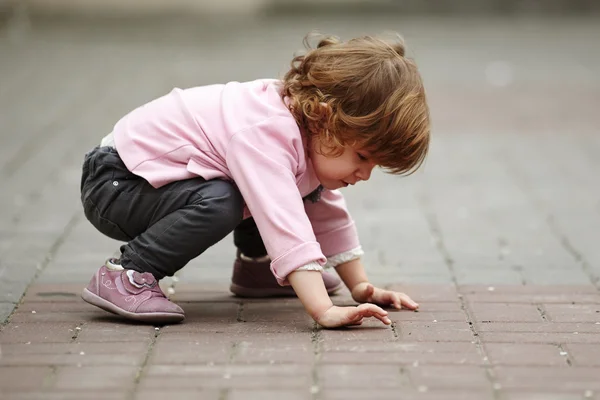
[356,163,374,181]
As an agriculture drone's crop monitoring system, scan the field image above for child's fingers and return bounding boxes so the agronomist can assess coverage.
[398,293,419,310]
[356,303,391,325]
[392,293,403,310]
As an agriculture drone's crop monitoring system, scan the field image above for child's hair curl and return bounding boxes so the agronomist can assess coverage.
[281,33,430,175]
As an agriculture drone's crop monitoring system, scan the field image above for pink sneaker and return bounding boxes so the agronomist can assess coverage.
[230,253,343,298]
[81,261,184,324]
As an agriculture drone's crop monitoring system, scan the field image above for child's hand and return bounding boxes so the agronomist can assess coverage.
[351,282,419,310]
[316,304,392,328]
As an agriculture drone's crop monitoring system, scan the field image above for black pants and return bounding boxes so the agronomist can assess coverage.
[80,146,267,279]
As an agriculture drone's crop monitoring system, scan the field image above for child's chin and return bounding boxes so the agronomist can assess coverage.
[322,181,344,190]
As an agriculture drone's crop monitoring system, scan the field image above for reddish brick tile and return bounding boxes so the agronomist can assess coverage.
[469,303,544,323]
[0,342,147,366]
[0,366,53,391]
[480,332,600,344]
[320,341,481,365]
[318,389,494,400]
[157,330,311,345]
[234,341,314,364]
[177,302,239,323]
[563,343,600,367]
[392,310,467,322]
[2,391,128,400]
[17,301,97,313]
[318,364,410,389]
[497,390,590,400]
[322,340,477,353]
[141,364,312,389]
[228,389,312,400]
[320,351,483,365]
[387,284,460,303]
[395,321,475,342]
[134,389,221,400]
[494,366,600,390]
[166,283,233,303]
[543,304,600,323]
[319,324,394,342]
[484,343,568,366]
[475,322,600,333]
[9,310,109,323]
[413,302,466,312]
[74,321,156,343]
[460,285,599,295]
[465,292,600,304]
[155,321,235,334]
[53,366,138,390]
[227,320,314,334]
[408,365,491,390]
[242,302,310,323]
[22,284,84,303]
[150,340,230,364]
[0,322,78,344]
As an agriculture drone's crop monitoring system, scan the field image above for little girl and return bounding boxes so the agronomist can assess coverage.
[80,33,430,328]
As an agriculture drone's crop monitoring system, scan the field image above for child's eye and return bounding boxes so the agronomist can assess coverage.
[357,152,368,161]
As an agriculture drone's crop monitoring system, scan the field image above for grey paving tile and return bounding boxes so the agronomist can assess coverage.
[0,302,16,323]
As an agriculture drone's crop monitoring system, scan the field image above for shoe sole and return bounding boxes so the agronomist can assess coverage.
[229,281,343,298]
[81,288,184,324]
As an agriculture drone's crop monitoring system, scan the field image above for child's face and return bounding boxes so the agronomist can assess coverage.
[309,141,376,190]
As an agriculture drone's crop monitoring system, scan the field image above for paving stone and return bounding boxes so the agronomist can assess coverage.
[393,322,475,342]
[21,284,84,303]
[494,366,600,391]
[74,321,156,343]
[469,303,545,323]
[543,304,600,323]
[0,322,79,344]
[475,322,600,333]
[228,389,312,400]
[408,365,492,390]
[133,390,221,400]
[2,392,129,400]
[0,366,53,391]
[52,366,138,390]
[141,364,312,389]
[149,340,231,365]
[0,301,15,323]
[479,332,600,344]
[233,341,314,364]
[563,343,600,367]
[1,14,600,399]
[318,364,412,389]
[496,391,591,400]
[318,389,495,400]
[0,342,148,366]
[320,351,484,365]
[484,343,568,366]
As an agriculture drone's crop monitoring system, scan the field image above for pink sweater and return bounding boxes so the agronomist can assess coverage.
[112,79,360,284]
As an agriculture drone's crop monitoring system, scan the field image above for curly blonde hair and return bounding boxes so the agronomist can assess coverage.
[281,33,430,175]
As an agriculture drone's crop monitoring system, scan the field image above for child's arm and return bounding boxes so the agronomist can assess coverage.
[336,259,420,310]
[288,270,392,328]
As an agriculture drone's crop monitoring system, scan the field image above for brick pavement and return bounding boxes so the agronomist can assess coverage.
[1,13,600,400]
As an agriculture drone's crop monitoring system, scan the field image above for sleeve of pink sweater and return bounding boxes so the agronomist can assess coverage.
[225,118,327,285]
[304,189,361,257]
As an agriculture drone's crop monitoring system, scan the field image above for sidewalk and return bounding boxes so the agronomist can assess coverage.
[1,14,600,400]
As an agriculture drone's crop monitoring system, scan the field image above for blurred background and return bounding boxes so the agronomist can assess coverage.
[0,1,599,290]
